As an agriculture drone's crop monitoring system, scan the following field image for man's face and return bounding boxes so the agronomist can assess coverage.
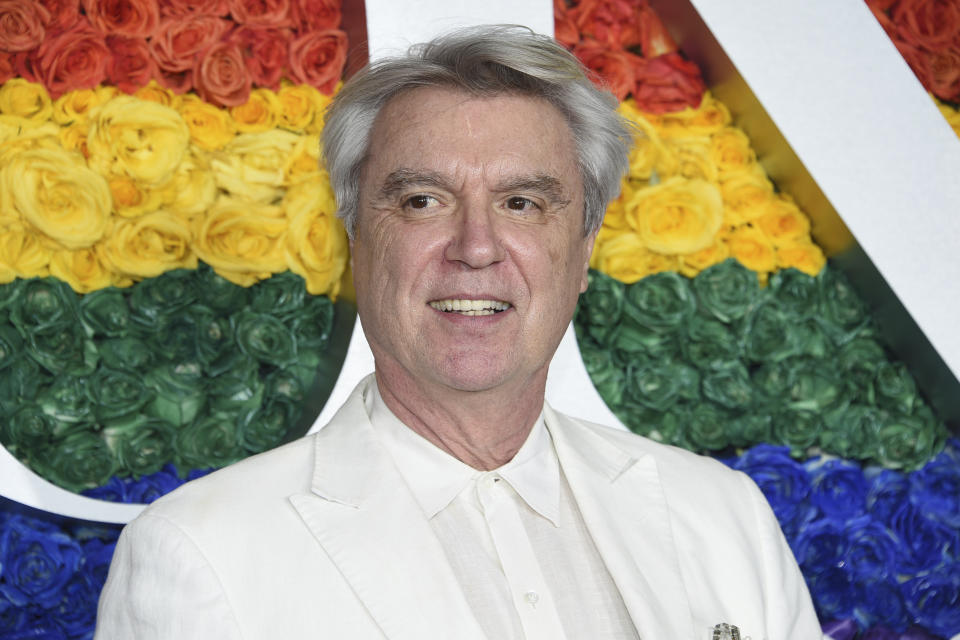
[351,87,594,395]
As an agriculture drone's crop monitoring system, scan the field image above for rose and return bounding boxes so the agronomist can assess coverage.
[287,29,347,95]
[767,267,818,320]
[291,0,340,31]
[105,35,157,94]
[710,126,755,177]
[128,268,198,331]
[579,346,627,408]
[622,270,696,332]
[553,0,579,48]
[691,258,760,323]
[0,1,49,51]
[103,415,176,477]
[775,241,826,276]
[212,128,300,202]
[33,23,110,99]
[0,323,23,371]
[178,95,236,150]
[875,410,945,471]
[838,337,886,394]
[0,354,46,418]
[0,78,53,123]
[34,431,117,491]
[78,288,130,339]
[36,0,81,32]
[874,361,918,414]
[150,14,231,73]
[48,247,117,294]
[667,136,716,182]
[843,516,901,582]
[901,570,960,638]
[866,468,909,523]
[283,181,349,297]
[590,232,680,283]
[793,517,847,572]
[1,148,110,250]
[569,0,644,49]
[144,362,206,427]
[892,0,960,50]
[726,413,772,447]
[572,39,640,102]
[678,238,729,278]
[733,443,816,538]
[98,336,154,372]
[755,194,810,245]
[148,305,224,364]
[159,0,229,16]
[87,96,190,187]
[702,363,753,410]
[230,87,281,132]
[633,52,706,114]
[625,177,723,254]
[724,224,776,275]
[0,516,82,609]
[99,211,196,279]
[679,315,739,371]
[9,277,79,333]
[0,405,54,454]
[626,359,699,412]
[807,457,868,519]
[822,404,884,460]
[238,393,299,453]
[576,269,625,346]
[82,0,159,38]
[231,26,290,89]
[247,271,305,317]
[852,578,908,630]
[175,411,243,470]
[914,47,960,103]
[770,409,821,456]
[86,367,155,421]
[193,198,288,286]
[126,464,183,503]
[205,350,262,411]
[277,82,326,132]
[195,41,252,108]
[51,572,100,637]
[194,262,250,312]
[232,309,297,366]
[685,403,733,451]
[288,293,334,352]
[36,376,94,426]
[817,267,868,345]
[742,303,802,363]
[228,0,292,26]
[910,443,960,527]
[160,149,218,219]
[608,314,677,357]
[107,174,167,218]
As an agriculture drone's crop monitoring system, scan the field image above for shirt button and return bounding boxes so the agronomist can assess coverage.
[483,475,498,489]
[524,591,539,608]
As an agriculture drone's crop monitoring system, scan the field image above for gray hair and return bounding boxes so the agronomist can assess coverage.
[322,25,633,237]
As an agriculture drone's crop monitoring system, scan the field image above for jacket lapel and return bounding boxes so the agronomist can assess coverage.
[289,379,486,640]
[546,405,696,640]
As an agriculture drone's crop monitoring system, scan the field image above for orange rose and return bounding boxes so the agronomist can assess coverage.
[573,39,642,102]
[892,0,960,50]
[82,0,159,38]
[194,41,252,107]
[230,26,290,90]
[159,0,229,16]
[291,0,341,32]
[287,29,347,95]
[634,52,705,115]
[228,0,293,28]
[106,36,157,94]
[0,1,50,52]
[150,14,231,74]
[34,23,110,99]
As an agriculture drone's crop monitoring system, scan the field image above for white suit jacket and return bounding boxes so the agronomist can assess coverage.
[95,377,823,639]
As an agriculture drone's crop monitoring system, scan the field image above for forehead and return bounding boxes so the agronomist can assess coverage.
[363,87,580,184]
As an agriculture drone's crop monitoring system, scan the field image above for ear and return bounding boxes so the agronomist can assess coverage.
[579,228,598,294]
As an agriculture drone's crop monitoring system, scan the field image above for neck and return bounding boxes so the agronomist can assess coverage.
[373,366,547,471]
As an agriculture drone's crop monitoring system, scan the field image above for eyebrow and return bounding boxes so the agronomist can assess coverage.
[375,168,571,207]
[376,169,450,200]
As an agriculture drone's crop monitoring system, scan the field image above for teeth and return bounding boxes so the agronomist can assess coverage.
[429,299,511,315]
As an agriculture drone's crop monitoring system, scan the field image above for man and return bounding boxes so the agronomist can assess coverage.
[96,26,822,640]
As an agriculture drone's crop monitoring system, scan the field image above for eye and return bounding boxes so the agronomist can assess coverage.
[402,194,441,210]
[504,196,539,212]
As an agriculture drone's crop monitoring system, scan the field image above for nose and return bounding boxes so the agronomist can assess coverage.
[444,202,505,269]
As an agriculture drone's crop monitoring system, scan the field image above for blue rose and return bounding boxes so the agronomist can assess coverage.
[80,476,129,503]
[186,467,215,481]
[0,517,81,609]
[909,441,960,528]
[127,465,184,504]
[807,565,859,620]
[852,576,907,630]
[51,573,98,639]
[902,569,960,638]
[843,515,900,581]
[866,469,909,524]
[79,537,117,592]
[807,457,868,519]
[733,444,816,540]
[888,503,959,574]
[4,623,69,639]
[0,596,31,636]
[793,518,847,571]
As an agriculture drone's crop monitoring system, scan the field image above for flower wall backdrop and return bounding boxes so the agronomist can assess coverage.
[0,1,958,638]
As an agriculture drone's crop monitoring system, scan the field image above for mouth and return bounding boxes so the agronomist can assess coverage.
[428,298,512,317]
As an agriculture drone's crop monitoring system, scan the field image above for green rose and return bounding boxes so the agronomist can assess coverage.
[609,319,679,358]
[793,318,831,359]
[25,322,98,376]
[207,352,265,415]
[232,310,297,367]
[129,268,199,332]
[702,364,753,410]
[250,272,307,318]
[767,268,818,321]
[751,360,794,400]
[580,345,627,408]
[238,395,300,454]
[726,413,772,448]
[265,366,306,404]
[79,288,131,338]
[838,337,887,398]
[681,315,740,371]
[643,408,689,448]
[785,359,844,413]
[0,279,25,313]
[175,412,243,470]
[692,259,760,323]
[147,305,223,365]
[37,376,93,426]
[770,409,822,456]
[817,266,868,345]
[33,431,116,492]
[195,262,250,312]
[742,303,801,363]
[874,361,918,415]
[685,404,732,451]
[0,325,24,371]
[0,356,47,416]
[0,405,55,454]
[103,415,176,477]
[97,336,155,372]
[289,295,335,352]
[577,270,626,346]
[144,362,207,427]
[85,367,155,422]
[822,403,884,459]
[622,271,696,333]
[626,359,700,412]
[874,408,946,470]
[9,278,79,332]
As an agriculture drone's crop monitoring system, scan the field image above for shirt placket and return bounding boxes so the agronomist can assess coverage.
[476,472,569,640]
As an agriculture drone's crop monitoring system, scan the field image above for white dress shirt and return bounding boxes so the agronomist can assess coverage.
[366,384,639,640]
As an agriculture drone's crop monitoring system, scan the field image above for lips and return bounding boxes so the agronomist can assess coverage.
[428,298,511,316]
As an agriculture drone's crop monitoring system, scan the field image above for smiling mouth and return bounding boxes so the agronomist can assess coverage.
[428,299,512,316]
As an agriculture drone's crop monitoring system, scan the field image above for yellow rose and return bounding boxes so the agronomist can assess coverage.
[710,126,756,176]
[159,149,218,221]
[179,95,237,151]
[626,176,723,254]
[87,95,190,187]
[724,224,776,274]
[284,134,323,186]
[755,194,811,246]
[212,129,301,203]
[720,164,774,225]
[230,88,281,133]
[49,247,117,293]
[651,91,731,139]
[618,101,674,181]
[0,79,52,124]
[134,81,182,109]
[591,232,680,284]
[306,82,337,134]
[664,135,717,182]
[600,194,630,230]
[193,198,288,286]
[99,211,197,279]
[0,119,61,165]
[776,240,826,276]
[278,82,328,132]
[678,237,730,278]
[109,175,168,218]
[0,223,52,278]
[283,182,347,297]
[1,148,110,249]
[58,121,89,156]
[53,89,99,125]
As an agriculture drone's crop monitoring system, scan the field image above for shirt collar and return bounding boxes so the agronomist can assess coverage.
[365,381,561,526]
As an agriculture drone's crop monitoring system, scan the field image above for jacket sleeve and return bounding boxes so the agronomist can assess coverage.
[95,513,245,640]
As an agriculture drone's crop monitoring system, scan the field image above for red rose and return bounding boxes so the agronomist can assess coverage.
[569,0,646,49]
[36,0,81,34]
[106,35,157,93]
[34,22,110,98]
[918,46,960,101]
[194,40,251,107]
[287,29,345,94]
[0,0,50,52]
[633,52,705,114]
[573,39,642,101]
[638,3,677,58]
[553,0,580,48]
[228,0,293,28]
[892,0,960,50]
[231,25,290,89]
[0,51,16,83]
[150,14,230,72]
[290,0,340,32]
[82,0,159,39]
[159,0,228,16]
